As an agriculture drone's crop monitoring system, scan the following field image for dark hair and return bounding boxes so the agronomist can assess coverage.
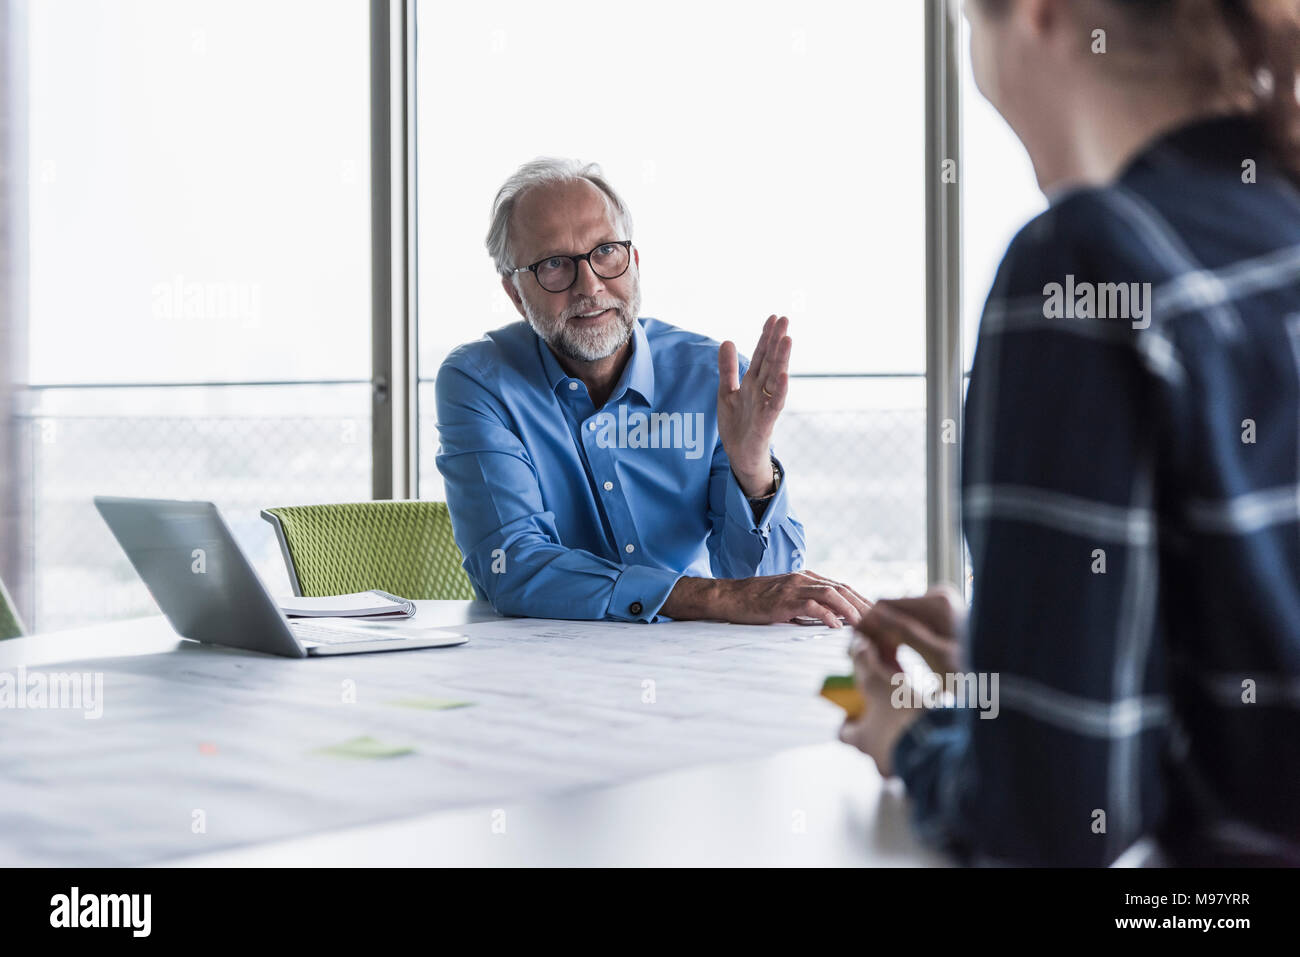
[1218,0,1300,182]
[976,0,1300,182]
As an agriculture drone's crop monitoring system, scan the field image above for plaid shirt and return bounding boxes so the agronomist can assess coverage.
[894,114,1300,866]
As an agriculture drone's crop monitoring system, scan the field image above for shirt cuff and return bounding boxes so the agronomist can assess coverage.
[727,454,791,534]
[892,706,962,792]
[608,563,684,623]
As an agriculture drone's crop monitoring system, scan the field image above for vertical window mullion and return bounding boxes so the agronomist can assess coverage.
[925,0,965,588]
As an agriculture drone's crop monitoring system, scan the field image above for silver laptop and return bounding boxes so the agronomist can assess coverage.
[93,496,469,658]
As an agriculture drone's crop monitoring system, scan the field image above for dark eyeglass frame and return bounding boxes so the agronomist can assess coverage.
[512,240,633,293]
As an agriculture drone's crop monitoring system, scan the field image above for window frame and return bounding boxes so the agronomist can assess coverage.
[375,0,966,585]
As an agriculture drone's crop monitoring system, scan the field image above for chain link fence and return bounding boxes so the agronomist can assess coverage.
[419,376,928,601]
[10,378,926,633]
[772,406,926,599]
[13,385,372,632]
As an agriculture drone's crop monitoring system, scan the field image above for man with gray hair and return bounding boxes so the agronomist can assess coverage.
[434,157,869,626]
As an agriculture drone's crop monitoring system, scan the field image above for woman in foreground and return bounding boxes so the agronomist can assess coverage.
[842,0,1300,866]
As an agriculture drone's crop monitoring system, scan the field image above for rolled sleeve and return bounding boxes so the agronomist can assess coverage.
[725,454,793,534]
[892,707,971,860]
[709,452,805,577]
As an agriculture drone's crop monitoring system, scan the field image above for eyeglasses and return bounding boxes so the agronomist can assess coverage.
[512,240,633,293]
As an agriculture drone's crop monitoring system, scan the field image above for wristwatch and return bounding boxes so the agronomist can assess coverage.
[745,458,783,504]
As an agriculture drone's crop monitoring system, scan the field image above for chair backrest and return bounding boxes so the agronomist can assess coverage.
[260,501,477,600]
[0,575,25,640]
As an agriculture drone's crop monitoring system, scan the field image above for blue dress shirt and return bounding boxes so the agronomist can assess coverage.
[434,317,806,621]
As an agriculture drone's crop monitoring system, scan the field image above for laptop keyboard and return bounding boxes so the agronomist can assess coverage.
[289,621,408,645]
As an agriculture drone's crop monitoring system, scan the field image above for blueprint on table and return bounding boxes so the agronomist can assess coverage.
[0,616,853,865]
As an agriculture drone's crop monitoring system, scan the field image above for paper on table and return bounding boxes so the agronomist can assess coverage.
[0,613,851,866]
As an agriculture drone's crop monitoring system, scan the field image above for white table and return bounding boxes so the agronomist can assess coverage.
[0,602,945,867]
[166,741,941,867]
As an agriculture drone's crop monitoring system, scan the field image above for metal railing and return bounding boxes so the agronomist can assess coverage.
[12,382,372,631]
[10,373,928,631]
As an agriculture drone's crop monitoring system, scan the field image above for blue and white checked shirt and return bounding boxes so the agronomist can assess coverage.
[434,317,805,621]
[895,114,1300,866]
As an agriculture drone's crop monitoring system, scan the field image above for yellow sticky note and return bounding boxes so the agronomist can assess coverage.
[820,675,866,719]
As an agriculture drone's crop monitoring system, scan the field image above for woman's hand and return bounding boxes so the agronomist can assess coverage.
[857,584,966,676]
[837,635,922,777]
[837,584,968,776]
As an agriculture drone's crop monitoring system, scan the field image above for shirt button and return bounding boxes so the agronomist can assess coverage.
[603,481,613,491]
[568,381,579,391]
[588,422,596,431]
[625,543,635,554]
[629,601,643,616]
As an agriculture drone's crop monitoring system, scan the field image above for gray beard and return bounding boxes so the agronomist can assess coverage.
[524,286,641,362]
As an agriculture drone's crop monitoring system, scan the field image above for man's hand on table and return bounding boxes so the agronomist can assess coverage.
[838,585,967,776]
[718,315,790,497]
[662,571,872,628]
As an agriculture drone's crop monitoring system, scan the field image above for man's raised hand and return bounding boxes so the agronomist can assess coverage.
[717,315,791,497]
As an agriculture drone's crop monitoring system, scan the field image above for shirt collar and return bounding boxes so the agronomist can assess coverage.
[1119,112,1263,182]
[537,318,655,407]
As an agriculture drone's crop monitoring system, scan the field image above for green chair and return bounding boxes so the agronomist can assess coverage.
[0,575,25,640]
[260,501,478,600]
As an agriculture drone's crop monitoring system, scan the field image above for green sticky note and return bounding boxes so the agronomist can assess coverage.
[820,674,856,692]
[386,696,474,711]
[315,736,414,759]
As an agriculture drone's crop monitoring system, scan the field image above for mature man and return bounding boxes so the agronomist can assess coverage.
[434,157,869,625]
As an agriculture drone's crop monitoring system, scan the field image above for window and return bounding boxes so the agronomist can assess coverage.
[415,0,929,596]
[0,1,1005,629]
[6,0,372,630]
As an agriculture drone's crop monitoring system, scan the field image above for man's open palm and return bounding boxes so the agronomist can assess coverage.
[717,314,791,494]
